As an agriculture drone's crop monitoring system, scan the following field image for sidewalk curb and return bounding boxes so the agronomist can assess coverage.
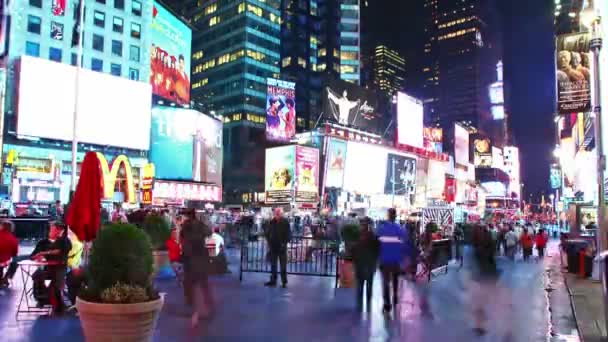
[563,271,585,342]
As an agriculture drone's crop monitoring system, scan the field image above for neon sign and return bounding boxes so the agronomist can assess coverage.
[153,180,221,202]
[96,153,136,203]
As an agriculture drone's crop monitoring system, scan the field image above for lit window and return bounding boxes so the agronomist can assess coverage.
[27,15,41,34]
[238,2,245,13]
[113,17,123,33]
[298,57,306,68]
[205,4,217,14]
[247,4,263,17]
[94,11,105,28]
[209,16,221,26]
[340,52,358,60]
[131,23,141,39]
[318,48,326,57]
[132,0,142,16]
[318,63,326,71]
[282,56,291,67]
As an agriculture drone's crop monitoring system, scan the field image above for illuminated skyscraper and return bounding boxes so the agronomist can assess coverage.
[372,45,405,97]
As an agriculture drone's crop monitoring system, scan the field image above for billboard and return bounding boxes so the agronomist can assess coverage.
[384,154,416,201]
[151,1,192,105]
[325,138,347,188]
[556,33,591,114]
[423,127,443,153]
[266,78,296,142]
[491,146,504,170]
[397,92,424,148]
[550,165,562,189]
[17,56,151,150]
[265,146,296,204]
[323,78,382,133]
[473,138,492,168]
[343,142,387,195]
[152,180,222,205]
[295,146,319,202]
[149,107,223,185]
[454,124,469,167]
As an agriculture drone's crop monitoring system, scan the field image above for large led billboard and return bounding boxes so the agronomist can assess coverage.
[16,56,151,150]
[473,138,492,168]
[265,146,296,204]
[384,153,416,200]
[423,127,443,153]
[343,142,387,195]
[151,1,192,105]
[266,78,296,142]
[556,33,591,114]
[149,107,223,185]
[295,146,319,203]
[454,124,469,167]
[325,138,347,188]
[322,77,382,133]
[397,92,423,148]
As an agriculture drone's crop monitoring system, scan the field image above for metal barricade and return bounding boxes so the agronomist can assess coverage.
[239,233,340,287]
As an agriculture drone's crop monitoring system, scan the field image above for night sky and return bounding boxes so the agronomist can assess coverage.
[365,0,556,203]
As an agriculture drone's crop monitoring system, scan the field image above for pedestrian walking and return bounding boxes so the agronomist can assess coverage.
[470,225,499,335]
[351,217,379,312]
[505,226,518,261]
[520,228,534,261]
[535,228,549,258]
[489,225,498,255]
[377,208,405,313]
[453,224,464,267]
[180,212,215,327]
[264,208,291,288]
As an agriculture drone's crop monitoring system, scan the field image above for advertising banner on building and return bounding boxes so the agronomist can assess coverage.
[325,138,347,188]
[343,142,387,195]
[151,1,192,105]
[323,78,382,134]
[397,92,424,148]
[550,165,562,189]
[473,138,492,168]
[152,180,222,205]
[265,146,296,204]
[295,146,319,203]
[384,153,416,199]
[149,107,223,185]
[454,124,469,167]
[423,127,443,153]
[266,78,296,142]
[556,33,591,114]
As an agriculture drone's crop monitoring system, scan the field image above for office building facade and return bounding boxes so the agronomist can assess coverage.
[372,45,405,97]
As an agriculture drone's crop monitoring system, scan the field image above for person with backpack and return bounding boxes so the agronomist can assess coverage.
[535,228,549,258]
[377,208,405,313]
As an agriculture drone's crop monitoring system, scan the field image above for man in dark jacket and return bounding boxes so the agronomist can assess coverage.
[264,208,291,287]
[352,217,379,311]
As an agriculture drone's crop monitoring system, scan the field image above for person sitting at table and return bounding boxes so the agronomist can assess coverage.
[0,220,18,287]
[65,228,84,307]
[30,222,71,314]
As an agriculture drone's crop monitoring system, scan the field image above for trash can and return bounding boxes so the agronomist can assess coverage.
[565,239,590,274]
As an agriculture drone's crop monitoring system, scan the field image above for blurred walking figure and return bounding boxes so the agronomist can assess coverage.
[535,228,549,258]
[352,217,379,311]
[453,224,464,267]
[377,208,405,313]
[520,228,534,261]
[264,208,291,288]
[505,226,518,261]
[471,225,499,335]
[180,211,215,327]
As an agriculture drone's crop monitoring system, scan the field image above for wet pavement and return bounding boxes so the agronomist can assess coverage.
[0,240,580,341]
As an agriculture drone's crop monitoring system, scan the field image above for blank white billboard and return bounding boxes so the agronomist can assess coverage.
[343,141,387,195]
[17,56,152,150]
[454,124,469,167]
[397,92,423,148]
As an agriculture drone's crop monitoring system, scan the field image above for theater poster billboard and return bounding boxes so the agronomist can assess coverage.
[384,153,417,203]
[266,78,296,142]
[325,139,347,188]
[556,33,591,114]
[473,138,492,168]
[295,146,319,203]
[423,127,443,153]
[151,1,192,105]
[265,146,295,204]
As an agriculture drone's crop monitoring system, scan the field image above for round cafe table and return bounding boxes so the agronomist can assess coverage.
[16,259,63,317]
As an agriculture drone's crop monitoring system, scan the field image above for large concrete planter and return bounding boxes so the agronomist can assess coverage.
[76,296,164,342]
[152,250,173,279]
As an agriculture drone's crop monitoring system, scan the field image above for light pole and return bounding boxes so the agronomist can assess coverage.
[581,0,606,334]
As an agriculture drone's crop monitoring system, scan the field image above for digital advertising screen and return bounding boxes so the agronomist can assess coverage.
[454,124,470,167]
[397,92,424,148]
[343,142,387,195]
[384,153,417,200]
[556,33,591,114]
[266,78,296,142]
[325,138,347,188]
[151,1,192,105]
[473,138,492,168]
[295,146,319,202]
[149,107,223,185]
[16,56,152,150]
[265,146,296,204]
[423,127,443,153]
[322,77,382,134]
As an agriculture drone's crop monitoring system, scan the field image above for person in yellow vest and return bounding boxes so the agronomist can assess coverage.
[65,227,84,308]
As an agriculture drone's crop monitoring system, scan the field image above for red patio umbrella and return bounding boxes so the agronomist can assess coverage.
[66,151,104,242]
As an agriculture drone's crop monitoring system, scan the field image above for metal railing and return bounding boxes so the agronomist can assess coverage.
[239,232,340,286]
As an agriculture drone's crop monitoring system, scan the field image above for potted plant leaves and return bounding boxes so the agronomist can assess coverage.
[76,223,163,342]
[141,213,172,279]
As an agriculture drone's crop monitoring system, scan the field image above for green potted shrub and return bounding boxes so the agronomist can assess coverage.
[141,214,172,278]
[76,223,163,342]
[338,223,360,288]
